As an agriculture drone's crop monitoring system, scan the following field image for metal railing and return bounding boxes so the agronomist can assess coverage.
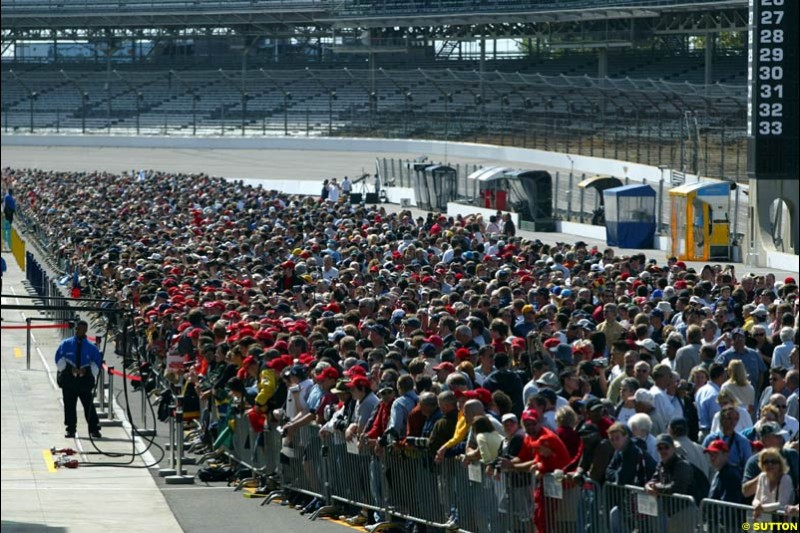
[338,0,745,16]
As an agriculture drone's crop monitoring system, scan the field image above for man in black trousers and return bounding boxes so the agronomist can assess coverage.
[55,320,103,438]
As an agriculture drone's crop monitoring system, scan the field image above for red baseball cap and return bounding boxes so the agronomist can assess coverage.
[316,367,340,381]
[543,338,561,351]
[424,335,444,350]
[344,365,367,377]
[433,362,456,373]
[455,348,472,361]
[346,376,371,389]
[266,357,290,372]
[703,439,729,454]
[474,388,493,406]
[521,409,540,423]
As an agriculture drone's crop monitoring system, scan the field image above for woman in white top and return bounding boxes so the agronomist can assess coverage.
[721,359,755,417]
[709,389,753,435]
[473,415,504,464]
[752,449,795,522]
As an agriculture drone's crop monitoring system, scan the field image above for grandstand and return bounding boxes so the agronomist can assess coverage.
[2,0,749,179]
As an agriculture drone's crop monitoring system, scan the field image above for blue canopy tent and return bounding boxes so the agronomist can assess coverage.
[603,184,657,249]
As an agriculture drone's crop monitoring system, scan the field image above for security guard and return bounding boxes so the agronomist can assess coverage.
[55,320,103,438]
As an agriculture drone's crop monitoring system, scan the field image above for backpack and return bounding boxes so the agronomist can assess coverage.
[688,462,710,505]
[157,389,175,422]
[197,464,235,483]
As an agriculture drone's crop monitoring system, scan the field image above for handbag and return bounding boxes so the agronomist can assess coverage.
[56,371,64,389]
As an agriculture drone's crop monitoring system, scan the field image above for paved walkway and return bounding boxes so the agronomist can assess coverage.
[0,247,182,533]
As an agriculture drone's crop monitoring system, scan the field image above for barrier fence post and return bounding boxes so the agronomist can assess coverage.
[25,317,32,370]
[566,171,574,221]
[158,397,179,477]
[138,365,156,437]
[166,396,193,483]
[95,366,106,415]
[100,366,123,428]
[554,171,560,219]
[579,173,586,223]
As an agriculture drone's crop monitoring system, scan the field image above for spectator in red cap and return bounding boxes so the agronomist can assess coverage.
[705,439,744,503]
[433,361,456,384]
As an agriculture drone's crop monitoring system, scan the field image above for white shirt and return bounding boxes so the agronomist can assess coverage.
[542,410,558,432]
[781,415,799,440]
[328,185,340,202]
[285,378,314,420]
[322,266,339,281]
[772,341,794,369]
[709,406,753,434]
[650,384,679,423]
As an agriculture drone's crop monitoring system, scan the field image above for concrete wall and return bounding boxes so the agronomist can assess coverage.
[1,134,692,186]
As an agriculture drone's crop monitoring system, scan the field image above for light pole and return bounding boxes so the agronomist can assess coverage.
[417,69,452,140]
[171,70,200,136]
[344,67,378,134]
[306,68,338,136]
[60,69,89,134]
[9,70,37,133]
[258,68,292,136]
[218,69,249,136]
[284,91,292,135]
[112,70,144,135]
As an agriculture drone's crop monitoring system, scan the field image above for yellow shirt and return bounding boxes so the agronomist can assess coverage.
[442,410,467,449]
[255,368,278,407]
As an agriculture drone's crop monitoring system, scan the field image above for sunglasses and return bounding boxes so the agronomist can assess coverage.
[656,445,672,451]
[774,405,788,410]
[763,459,780,466]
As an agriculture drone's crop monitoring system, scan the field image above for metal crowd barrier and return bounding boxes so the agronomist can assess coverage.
[540,473,603,533]
[261,424,329,508]
[700,499,798,531]
[603,482,699,533]
[24,250,78,338]
[326,436,380,518]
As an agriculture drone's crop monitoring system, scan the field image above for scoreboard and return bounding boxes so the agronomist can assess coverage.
[747,0,798,180]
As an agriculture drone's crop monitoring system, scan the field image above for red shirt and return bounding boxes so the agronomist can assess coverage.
[406,404,426,439]
[365,400,393,440]
[556,426,582,460]
[528,426,571,473]
[595,416,614,439]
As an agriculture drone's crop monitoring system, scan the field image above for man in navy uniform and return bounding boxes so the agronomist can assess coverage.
[55,320,103,438]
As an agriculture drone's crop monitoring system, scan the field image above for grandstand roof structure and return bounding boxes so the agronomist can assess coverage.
[1,0,747,36]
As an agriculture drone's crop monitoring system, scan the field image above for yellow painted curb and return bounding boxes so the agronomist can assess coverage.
[42,449,57,473]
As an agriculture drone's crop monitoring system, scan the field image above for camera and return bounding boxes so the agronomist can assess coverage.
[405,437,429,448]
[378,429,398,448]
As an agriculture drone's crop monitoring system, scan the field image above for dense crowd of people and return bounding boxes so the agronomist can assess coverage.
[3,166,799,531]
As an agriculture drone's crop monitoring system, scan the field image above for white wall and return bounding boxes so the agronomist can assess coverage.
[766,251,800,272]
[1,133,693,185]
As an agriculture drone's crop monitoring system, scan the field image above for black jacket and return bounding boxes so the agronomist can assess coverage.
[606,440,655,487]
[651,454,694,495]
[483,368,524,417]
